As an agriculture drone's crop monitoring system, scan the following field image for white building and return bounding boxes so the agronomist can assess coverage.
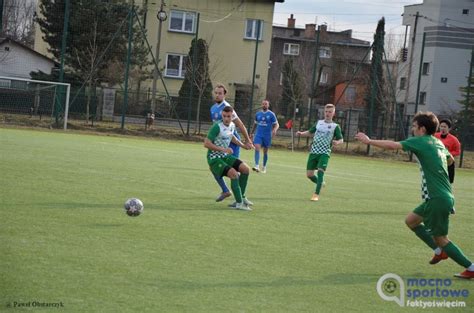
[397,0,474,116]
[0,37,55,79]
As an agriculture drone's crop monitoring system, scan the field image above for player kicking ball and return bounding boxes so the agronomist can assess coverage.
[204,106,253,211]
[296,103,343,201]
[355,111,474,279]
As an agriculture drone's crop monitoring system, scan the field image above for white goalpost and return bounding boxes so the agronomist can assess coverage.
[0,75,71,130]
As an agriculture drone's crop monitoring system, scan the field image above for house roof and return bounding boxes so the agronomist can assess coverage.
[0,37,57,65]
[271,26,370,47]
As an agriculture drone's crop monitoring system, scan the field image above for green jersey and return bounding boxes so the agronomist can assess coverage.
[400,135,453,200]
[206,121,235,163]
[308,120,343,155]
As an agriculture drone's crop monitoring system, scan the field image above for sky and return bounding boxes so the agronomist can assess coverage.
[273,0,423,44]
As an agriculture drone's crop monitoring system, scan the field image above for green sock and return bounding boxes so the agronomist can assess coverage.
[308,176,318,184]
[239,173,249,198]
[443,241,472,268]
[231,179,242,203]
[315,170,325,194]
[413,225,437,250]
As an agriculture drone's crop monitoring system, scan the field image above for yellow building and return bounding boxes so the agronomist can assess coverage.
[145,0,282,105]
[34,0,282,113]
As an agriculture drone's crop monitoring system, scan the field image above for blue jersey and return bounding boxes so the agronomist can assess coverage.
[210,101,238,123]
[255,110,277,137]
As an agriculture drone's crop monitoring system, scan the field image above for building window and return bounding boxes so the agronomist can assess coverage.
[319,47,331,58]
[245,19,263,40]
[169,10,196,33]
[346,86,356,102]
[0,79,11,88]
[422,62,430,75]
[419,92,427,104]
[283,43,300,56]
[400,77,407,90]
[165,54,188,78]
[462,9,469,15]
[319,72,329,84]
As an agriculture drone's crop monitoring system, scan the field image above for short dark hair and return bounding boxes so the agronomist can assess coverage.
[214,83,227,94]
[222,106,233,113]
[413,112,439,135]
[439,119,452,128]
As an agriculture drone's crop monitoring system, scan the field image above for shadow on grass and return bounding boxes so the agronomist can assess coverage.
[314,210,402,216]
[148,273,381,290]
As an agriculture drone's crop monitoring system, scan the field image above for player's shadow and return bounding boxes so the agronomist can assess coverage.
[149,273,380,290]
[145,200,234,212]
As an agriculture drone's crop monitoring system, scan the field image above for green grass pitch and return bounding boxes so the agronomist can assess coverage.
[1,128,473,312]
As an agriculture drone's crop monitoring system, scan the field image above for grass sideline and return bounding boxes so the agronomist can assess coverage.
[1,128,473,312]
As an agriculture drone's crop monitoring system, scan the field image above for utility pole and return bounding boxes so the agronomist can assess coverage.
[247,20,262,131]
[151,0,167,113]
[121,5,134,129]
[55,0,70,127]
[403,12,421,119]
[413,32,426,115]
[186,13,200,136]
[308,25,321,130]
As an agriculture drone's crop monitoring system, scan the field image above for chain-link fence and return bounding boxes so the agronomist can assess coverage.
[1,0,472,157]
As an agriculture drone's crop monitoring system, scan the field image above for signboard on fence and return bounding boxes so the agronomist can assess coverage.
[102,88,115,121]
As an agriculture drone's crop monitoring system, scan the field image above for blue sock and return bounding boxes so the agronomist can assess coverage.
[263,153,268,167]
[254,150,260,166]
[213,173,229,193]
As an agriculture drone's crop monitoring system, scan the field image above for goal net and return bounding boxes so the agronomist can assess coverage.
[0,76,71,129]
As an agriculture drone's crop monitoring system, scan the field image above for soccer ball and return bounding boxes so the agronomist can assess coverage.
[124,198,144,217]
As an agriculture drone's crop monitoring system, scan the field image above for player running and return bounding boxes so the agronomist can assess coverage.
[355,111,474,279]
[251,99,279,173]
[296,103,343,201]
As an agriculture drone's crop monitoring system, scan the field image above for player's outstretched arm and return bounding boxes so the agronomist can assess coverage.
[355,132,402,150]
[204,138,233,154]
[332,139,343,145]
[296,130,310,137]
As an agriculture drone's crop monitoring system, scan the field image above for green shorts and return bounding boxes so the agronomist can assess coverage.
[209,155,238,177]
[413,197,454,236]
[306,153,330,171]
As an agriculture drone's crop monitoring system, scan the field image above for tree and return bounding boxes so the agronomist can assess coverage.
[281,57,304,121]
[458,52,474,151]
[1,0,36,47]
[178,38,213,131]
[36,0,150,123]
[366,17,386,137]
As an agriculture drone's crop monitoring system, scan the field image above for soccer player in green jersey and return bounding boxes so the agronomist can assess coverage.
[355,112,474,279]
[296,104,343,201]
[204,106,253,211]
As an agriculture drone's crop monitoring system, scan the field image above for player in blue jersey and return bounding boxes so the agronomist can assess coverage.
[210,84,253,203]
[250,100,279,173]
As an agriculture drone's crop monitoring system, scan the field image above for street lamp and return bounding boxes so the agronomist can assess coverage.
[151,1,167,113]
